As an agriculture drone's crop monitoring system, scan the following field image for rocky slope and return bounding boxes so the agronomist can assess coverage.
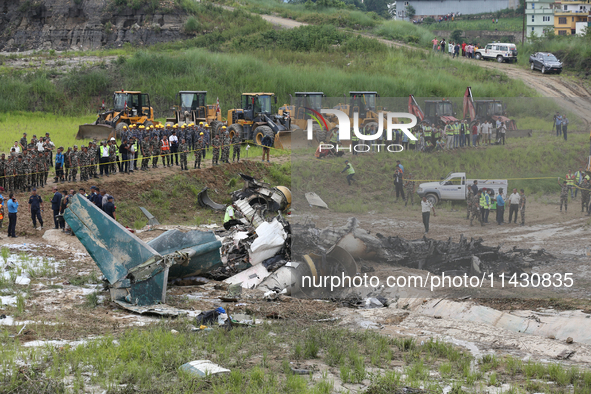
[0,0,190,51]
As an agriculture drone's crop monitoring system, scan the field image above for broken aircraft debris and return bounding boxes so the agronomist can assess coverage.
[292,217,553,278]
[64,194,223,308]
[198,174,292,220]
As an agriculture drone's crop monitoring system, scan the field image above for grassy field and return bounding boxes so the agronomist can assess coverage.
[292,130,589,214]
[2,319,591,393]
[421,17,523,33]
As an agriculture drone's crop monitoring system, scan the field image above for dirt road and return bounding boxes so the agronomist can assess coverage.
[247,9,591,123]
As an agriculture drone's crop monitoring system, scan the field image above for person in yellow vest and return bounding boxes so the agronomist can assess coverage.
[341,160,356,186]
[574,167,585,199]
[566,170,575,199]
[480,188,491,224]
[224,204,241,230]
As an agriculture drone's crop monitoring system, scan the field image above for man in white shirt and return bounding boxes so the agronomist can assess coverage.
[507,188,521,224]
[12,142,21,154]
[36,139,45,152]
[421,196,436,234]
[169,131,179,166]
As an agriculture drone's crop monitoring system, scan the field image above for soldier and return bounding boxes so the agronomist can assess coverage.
[581,179,591,213]
[108,139,117,174]
[404,173,416,206]
[64,147,72,182]
[519,189,526,226]
[141,136,150,171]
[221,127,230,164]
[7,156,15,193]
[470,190,483,227]
[179,138,188,171]
[558,180,568,212]
[24,151,33,191]
[211,133,220,166]
[203,124,210,157]
[90,141,99,179]
[0,154,6,191]
[232,131,241,163]
[38,152,46,188]
[43,151,50,186]
[19,133,27,151]
[30,151,38,189]
[194,132,204,169]
[466,186,474,220]
[151,135,159,168]
[70,146,79,182]
[16,155,26,192]
[188,123,196,152]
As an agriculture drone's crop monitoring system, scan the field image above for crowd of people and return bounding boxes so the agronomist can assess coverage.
[0,184,117,238]
[431,38,483,59]
[0,122,278,194]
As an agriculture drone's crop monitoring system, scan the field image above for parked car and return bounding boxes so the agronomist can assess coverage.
[529,52,562,74]
[474,43,518,63]
[416,172,508,205]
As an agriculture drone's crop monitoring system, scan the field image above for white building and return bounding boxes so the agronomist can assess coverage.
[525,0,554,38]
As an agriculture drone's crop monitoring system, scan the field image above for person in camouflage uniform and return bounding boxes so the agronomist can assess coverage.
[519,189,526,226]
[558,180,568,212]
[90,141,99,179]
[0,154,6,191]
[466,187,474,219]
[16,155,26,191]
[470,190,483,227]
[211,133,220,166]
[221,129,230,164]
[82,146,92,181]
[64,147,72,181]
[203,125,210,158]
[232,133,241,162]
[151,135,159,168]
[24,151,33,191]
[7,156,15,192]
[109,139,117,174]
[19,133,27,151]
[141,136,150,171]
[179,139,188,171]
[29,152,38,189]
[581,179,590,213]
[43,151,50,186]
[404,173,416,206]
[70,146,80,182]
[194,133,204,169]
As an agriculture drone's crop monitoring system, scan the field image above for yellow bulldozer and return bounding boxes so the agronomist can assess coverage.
[226,93,292,150]
[332,91,389,134]
[166,91,223,131]
[77,91,158,140]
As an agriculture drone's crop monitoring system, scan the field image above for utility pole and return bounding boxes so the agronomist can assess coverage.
[522,5,526,43]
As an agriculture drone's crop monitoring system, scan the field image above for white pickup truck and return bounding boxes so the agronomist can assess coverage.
[416,172,508,205]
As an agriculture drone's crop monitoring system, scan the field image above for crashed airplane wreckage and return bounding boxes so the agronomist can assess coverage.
[292,218,554,278]
[63,181,358,311]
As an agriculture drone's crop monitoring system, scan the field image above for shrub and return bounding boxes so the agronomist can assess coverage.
[184,17,200,34]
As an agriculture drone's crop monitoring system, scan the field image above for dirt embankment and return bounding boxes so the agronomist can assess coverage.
[0,0,190,52]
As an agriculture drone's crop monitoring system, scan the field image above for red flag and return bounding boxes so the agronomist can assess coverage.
[216,97,220,113]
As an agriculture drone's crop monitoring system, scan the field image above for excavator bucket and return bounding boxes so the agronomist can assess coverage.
[274,130,292,150]
[76,124,116,141]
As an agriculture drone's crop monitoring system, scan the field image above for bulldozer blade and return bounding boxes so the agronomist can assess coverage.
[76,124,115,141]
[197,187,226,211]
[274,130,292,151]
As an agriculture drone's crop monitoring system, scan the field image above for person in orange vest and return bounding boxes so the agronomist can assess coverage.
[160,134,171,167]
[0,196,4,228]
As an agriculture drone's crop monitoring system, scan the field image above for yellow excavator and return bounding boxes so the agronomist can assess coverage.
[77,91,159,140]
[166,91,222,130]
[226,93,292,150]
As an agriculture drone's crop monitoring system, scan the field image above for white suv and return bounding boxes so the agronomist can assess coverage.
[474,43,518,63]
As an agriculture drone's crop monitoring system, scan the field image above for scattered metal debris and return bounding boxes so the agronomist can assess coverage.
[139,207,160,227]
[197,187,226,211]
[305,192,328,209]
[179,360,230,377]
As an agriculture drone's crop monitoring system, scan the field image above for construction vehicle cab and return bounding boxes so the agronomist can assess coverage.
[279,92,336,144]
[349,91,378,120]
[409,95,458,127]
[77,90,157,140]
[166,91,222,129]
[463,87,516,130]
[227,93,291,149]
